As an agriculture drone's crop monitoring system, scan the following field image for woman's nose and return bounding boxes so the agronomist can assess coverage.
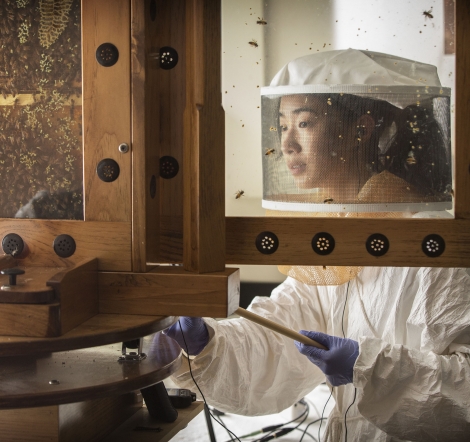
[281,129,301,155]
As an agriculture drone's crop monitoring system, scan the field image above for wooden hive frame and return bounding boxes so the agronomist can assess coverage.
[0,1,468,324]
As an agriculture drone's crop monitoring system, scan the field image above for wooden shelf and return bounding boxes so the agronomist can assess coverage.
[102,402,205,442]
[0,313,178,357]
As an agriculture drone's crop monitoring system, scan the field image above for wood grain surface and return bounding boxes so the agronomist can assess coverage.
[0,220,131,271]
[0,314,177,357]
[47,258,99,334]
[0,393,141,442]
[226,217,470,267]
[0,335,181,409]
[99,266,240,317]
[82,0,132,222]
[183,0,225,273]
[455,0,470,219]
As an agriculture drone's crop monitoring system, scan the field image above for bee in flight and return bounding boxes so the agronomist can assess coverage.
[323,198,334,203]
[257,17,267,25]
[265,148,275,156]
[235,190,245,199]
[248,39,258,48]
[423,8,433,19]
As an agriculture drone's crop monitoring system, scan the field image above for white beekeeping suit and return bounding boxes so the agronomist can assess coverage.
[167,50,470,441]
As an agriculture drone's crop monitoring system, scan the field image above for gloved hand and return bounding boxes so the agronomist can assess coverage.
[295,330,359,386]
[163,317,209,356]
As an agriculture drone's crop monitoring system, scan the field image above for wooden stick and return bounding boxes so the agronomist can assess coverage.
[234,307,326,350]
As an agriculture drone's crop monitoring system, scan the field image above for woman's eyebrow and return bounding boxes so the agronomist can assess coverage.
[278,107,317,117]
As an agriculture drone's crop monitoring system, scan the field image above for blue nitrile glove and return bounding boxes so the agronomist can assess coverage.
[295,330,359,386]
[163,317,209,356]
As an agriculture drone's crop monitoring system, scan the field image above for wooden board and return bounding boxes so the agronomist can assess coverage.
[0,314,177,357]
[0,393,141,442]
[154,0,187,265]
[0,335,181,409]
[226,217,470,267]
[454,0,470,219]
[0,259,97,337]
[0,220,131,271]
[47,258,99,334]
[183,0,225,273]
[0,302,61,337]
[0,265,56,304]
[99,266,240,317]
[82,0,132,223]
[102,401,205,442]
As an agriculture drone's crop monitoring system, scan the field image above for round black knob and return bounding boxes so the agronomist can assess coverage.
[1,268,25,286]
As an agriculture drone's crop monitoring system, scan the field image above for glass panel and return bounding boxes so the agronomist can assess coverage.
[223,0,455,219]
[0,0,83,220]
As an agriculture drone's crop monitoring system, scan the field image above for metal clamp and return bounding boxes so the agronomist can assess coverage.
[118,338,147,362]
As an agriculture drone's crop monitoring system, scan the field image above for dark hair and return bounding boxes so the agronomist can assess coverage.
[383,99,451,197]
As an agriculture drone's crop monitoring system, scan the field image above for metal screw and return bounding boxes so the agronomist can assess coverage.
[118,143,129,153]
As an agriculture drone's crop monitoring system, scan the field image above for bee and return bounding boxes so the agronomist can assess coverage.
[406,155,417,165]
[265,148,275,156]
[235,190,245,199]
[423,9,433,19]
[248,39,258,48]
[257,17,267,25]
[324,198,334,203]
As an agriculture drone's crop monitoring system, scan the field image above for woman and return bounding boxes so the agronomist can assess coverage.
[164,50,470,441]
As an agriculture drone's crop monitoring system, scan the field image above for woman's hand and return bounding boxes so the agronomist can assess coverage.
[295,330,359,386]
[163,317,209,356]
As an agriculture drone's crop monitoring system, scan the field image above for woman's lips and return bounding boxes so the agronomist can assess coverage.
[288,162,306,175]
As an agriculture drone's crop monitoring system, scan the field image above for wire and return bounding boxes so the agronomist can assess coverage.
[298,416,327,442]
[344,388,357,442]
[341,281,355,441]
[215,410,236,441]
[178,321,242,442]
[341,281,350,339]
[317,387,333,442]
[248,400,310,442]
[293,426,317,442]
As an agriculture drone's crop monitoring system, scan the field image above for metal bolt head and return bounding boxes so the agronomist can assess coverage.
[118,143,129,153]
[49,380,60,385]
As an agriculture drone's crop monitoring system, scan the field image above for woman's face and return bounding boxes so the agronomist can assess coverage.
[279,94,358,191]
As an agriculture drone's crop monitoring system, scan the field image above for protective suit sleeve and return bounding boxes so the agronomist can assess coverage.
[354,267,470,441]
[354,338,470,441]
[169,277,328,416]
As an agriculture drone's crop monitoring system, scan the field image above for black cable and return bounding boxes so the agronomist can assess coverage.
[293,426,317,442]
[317,387,333,442]
[341,280,355,441]
[344,388,357,442]
[341,281,350,338]
[178,321,242,442]
[298,416,327,442]
[249,400,310,442]
[215,410,235,442]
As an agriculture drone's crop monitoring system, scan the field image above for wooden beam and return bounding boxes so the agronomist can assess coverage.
[454,0,470,219]
[226,217,470,267]
[99,266,240,317]
[82,0,132,222]
[183,0,225,273]
[0,219,131,271]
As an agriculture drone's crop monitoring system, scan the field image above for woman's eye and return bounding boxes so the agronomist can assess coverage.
[280,124,288,132]
[299,121,309,128]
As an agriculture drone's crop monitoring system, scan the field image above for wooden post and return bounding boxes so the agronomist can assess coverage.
[183,0,225,273]
[454,0,470,219]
